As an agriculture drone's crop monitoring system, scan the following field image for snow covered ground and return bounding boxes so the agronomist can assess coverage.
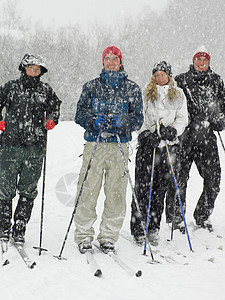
[1,121,225,300]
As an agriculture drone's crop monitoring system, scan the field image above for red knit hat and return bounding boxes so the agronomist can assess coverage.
[102,46,123,64]
[193,46,210,64]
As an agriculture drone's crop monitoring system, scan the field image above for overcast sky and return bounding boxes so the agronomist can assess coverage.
[16,0,168,29]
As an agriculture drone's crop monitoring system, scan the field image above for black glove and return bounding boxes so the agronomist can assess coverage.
[210,114,225,131]
[138,130,161,148]
[160,124,177,141]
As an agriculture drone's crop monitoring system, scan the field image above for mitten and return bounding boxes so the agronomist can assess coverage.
[138,130,161,148]
[45,119,55,130]
[93,115,108,130]
[109,115,122,129]
[210,114,225,131]
[150,131,161,147]
[0,120,6,131]
[160,124,177,141]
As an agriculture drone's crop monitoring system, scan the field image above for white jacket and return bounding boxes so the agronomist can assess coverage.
[140,84,188,147]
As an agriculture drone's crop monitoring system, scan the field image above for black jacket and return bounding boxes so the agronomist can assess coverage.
[0,74,61,147]
[175,65,225,128]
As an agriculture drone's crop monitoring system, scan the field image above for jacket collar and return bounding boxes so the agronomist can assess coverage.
[20,73,41,89]
[100,68,127,88]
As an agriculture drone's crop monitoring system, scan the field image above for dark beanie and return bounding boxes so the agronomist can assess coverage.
[152,61,172,77]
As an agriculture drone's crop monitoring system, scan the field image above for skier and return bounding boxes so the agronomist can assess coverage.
[130,61,188,245]
[74,46,143,254]
[0,53,61,244]
[169,46,225,231]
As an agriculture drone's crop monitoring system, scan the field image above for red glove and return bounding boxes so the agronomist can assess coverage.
[45,119,55,130]
[0,120,6,131]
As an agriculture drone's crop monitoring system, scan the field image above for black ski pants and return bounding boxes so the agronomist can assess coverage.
[130,144,180,237]
[0,145,44,200]
[178,125,221,223]
[0,145,44,235]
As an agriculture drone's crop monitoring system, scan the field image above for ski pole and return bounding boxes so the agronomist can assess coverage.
[164,141,193,252]
[217,131,225,152]
[34,132,48,255]
[55,131,101,260]
[143,147,156,255]
[116,133,156,262]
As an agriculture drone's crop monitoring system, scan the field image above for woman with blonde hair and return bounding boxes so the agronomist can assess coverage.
[130,61,188,246]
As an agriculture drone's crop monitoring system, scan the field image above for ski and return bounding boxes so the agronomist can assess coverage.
[12,241,36,269]
[84,250,102,277]
[120,231,187,265]
[93,242,142,277]
[0,239,10,266]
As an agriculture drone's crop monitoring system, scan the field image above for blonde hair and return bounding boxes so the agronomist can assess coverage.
[145,74,180,103]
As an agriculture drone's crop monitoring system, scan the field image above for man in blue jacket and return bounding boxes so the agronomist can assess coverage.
[74,46,143,253]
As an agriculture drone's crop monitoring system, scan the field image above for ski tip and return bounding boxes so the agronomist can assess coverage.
[135,270,142,277]
[29,262,36,269]
[3,259,10,266]
[94,269,102,277]
[208,257,215,263]
[217,235,223,239]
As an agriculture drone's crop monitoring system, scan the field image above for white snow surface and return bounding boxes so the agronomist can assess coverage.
[1,121,225,300]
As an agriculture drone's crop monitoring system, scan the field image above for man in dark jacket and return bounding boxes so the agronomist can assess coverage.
[0,53,61,244]
[74,46,143,254]
[173,46,225,232]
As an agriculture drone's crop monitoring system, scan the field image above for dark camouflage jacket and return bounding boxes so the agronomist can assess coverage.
[0,74,61,147]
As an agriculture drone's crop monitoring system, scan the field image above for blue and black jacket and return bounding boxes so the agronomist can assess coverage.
[75,68,143,143]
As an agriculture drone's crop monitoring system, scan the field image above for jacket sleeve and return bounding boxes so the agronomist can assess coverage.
[212,76,225,119]
[45,84,62,125]
[136,100,153,136]
[0,86,4,120]
[209,76,225,131]
[75,84,95,130]
[172,90,189,136]
[0,83,11,120]
[218,77,225,113]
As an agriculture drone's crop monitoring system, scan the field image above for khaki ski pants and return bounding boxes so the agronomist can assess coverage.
[74,141,129,245]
